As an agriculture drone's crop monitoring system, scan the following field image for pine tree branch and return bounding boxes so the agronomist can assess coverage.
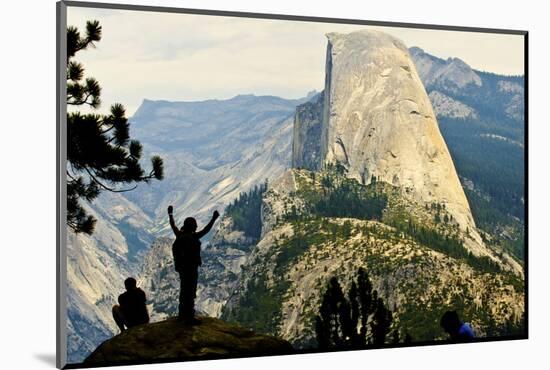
[100,123,115,134]
[84,167,138,193]
[73,44,87,55]
[67,91,93,106]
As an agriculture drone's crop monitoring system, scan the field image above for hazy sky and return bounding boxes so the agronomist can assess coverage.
[68,6,525,116]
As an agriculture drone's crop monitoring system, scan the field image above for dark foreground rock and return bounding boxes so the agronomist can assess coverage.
[83,317,293,366]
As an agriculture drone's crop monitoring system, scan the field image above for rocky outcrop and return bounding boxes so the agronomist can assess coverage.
[84,317,293,366]
[292,91,324,171]
[318,30,476,236]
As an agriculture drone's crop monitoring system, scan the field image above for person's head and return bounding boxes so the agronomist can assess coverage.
[441,310,462,337]
[182,217,198,233]
[124,277,137,291]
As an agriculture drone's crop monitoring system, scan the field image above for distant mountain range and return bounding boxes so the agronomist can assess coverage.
[66,44,524,363]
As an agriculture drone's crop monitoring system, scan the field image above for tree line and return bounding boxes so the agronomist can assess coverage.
[225,181,268,240]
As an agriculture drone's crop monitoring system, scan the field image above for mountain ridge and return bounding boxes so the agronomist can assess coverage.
[67,37,525,363]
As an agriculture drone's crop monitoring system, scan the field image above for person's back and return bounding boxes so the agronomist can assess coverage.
[172,232,202,273]
[168,206,219,323]
[118,287,149,327]
[112,277,150,332]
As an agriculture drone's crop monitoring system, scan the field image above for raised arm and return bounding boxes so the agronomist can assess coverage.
[196,210,220,239]
[167,205,180,237]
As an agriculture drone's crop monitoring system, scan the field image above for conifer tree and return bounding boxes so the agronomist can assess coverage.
[315,277,348,349]
[371,296,393,345]
[315,268,394,350]
[66,20,164,234]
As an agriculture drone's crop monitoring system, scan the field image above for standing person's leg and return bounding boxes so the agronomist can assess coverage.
[180,269,193,320]
[189,267,199,317]
[180,266,198,323]
[178,272,185,319]
[112,305,126,332]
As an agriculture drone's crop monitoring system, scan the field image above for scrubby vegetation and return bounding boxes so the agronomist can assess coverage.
[394,219,502,274]
[222,167,524,346]
[224,276,290,334]
[290,168,503,274]
[288,169,388,222]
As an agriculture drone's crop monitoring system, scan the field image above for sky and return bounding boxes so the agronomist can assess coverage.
[67,6,525,116]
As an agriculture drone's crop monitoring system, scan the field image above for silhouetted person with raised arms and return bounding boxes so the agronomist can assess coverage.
[112,277,149,333]
[168,205,219,324]
[440,310,475,342]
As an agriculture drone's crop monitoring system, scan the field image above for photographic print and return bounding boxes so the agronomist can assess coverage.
[57,1,527,368]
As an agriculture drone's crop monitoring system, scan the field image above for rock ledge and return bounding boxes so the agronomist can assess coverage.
[84,317,293,366]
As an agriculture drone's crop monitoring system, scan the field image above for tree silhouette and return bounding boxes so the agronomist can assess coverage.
[315,277,347,349]
[371,294,393,345]
[66,20,163,234]
[315,268,394,350]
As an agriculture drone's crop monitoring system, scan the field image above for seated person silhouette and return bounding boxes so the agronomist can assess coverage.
[440,310,475,342]
[112,277,149,333]
[168,205,219,324]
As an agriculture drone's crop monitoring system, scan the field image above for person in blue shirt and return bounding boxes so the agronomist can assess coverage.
[440,310,475,342]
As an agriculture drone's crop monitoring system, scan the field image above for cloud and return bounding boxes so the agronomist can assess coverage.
[67,6,524,116]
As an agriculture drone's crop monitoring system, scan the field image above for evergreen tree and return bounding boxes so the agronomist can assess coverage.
[226,182,268,239]
[315,268,394,350]
[371,295,393,345]
[315,277,348,349]
[66,20,164,234]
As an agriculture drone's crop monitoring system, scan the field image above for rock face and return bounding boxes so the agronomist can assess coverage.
[296,30,477,237]
[84,317,293,366]
[292,91,324,170]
